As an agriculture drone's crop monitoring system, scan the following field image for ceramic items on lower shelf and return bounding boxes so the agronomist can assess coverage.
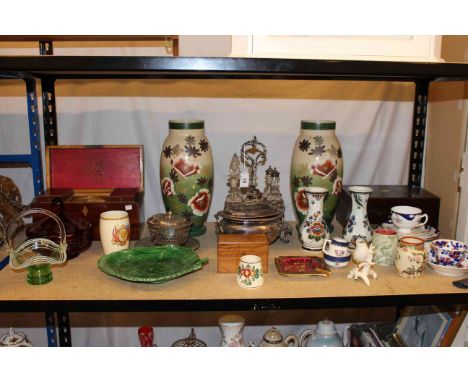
[0,328,33,347]
[299,319,344,347]
[347,238,377,286]
[343,186,373,244]
[138,326,156,347]
[160,119,213,237]
[172,328,207,347]
[394,236,426,278]
[219,314,245,347]
[291,120,344,227]
[371,228,398,266]
[257,327,298,347]
[299,187,329,251]
[322,237,352,269]
[6,208,67,285]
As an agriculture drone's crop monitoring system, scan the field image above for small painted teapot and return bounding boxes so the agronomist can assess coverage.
[258,327,298,347]
[0,328,33,347]
[299,320,344,347]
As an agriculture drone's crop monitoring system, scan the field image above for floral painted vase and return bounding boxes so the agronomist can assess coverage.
[299,187,328,251]
[343,186,373,244]
[160,120,213,237]
[219,314,245,347]
[291,120,343,228]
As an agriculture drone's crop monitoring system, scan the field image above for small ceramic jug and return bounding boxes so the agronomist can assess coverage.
[395,236,427,278]
[219,314,245,347]
[0,328,33,347]
[322,237,352,268]
[258,327,298,347]
[372,228,398,266]
[299,319,344,347]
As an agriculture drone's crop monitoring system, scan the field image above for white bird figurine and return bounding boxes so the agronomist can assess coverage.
[347,238,377,286]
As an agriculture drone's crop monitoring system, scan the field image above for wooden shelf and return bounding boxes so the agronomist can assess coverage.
[0,223,466,312]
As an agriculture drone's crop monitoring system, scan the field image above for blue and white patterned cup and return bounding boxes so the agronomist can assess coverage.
[322,237,352,269]
[391,205,428,233]
[428,239,467,267]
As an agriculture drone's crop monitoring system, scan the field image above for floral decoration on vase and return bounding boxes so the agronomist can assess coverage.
[160,120,213,237]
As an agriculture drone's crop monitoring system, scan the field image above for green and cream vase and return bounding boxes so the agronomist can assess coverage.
[160,120,213,237]
[290,120,344,229]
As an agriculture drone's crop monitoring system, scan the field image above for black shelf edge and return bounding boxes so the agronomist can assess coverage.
[1,56,468,81]
[2,294,467,312]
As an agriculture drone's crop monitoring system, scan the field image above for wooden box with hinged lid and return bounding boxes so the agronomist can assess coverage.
[31,145,144,240]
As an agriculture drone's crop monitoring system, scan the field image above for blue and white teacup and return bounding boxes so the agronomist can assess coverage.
[391,205,428,233]
[322,237,352,269]
[428,239,467,267]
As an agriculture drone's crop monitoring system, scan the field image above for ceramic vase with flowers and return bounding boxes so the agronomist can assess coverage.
[160,120,213,237]
[291,120,343,229]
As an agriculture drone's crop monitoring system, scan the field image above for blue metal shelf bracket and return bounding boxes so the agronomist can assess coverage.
[24,78,44,196]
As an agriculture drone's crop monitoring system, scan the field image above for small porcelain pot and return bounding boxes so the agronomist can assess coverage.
[258,327,298,347]
[428,239,468,267]
[395,236,426,278]
[322,237,352,268]
[99,210,130,254]
[299,320,343,347]
[391,206,428,233]
[237,254,264,288]
[372,228,398,266]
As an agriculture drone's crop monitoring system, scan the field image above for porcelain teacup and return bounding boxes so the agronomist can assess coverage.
[391,206,428,233]
[428,239,467,267]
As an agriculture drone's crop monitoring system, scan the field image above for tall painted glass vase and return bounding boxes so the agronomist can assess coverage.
[343,186,373,244]
[160,120,213,237]
[291,120,343,229]
[299,187,328,251]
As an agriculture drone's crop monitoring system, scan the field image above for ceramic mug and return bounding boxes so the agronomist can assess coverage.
[428,239,467,267]
[395,236,426,278]
[322,237,352,269]
[237,254,264,288]
[372,228,398,266]
[391,206,428,233]
[99,210,130,254]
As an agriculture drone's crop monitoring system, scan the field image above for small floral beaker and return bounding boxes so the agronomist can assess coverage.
[395,236,426,278]
[237,254,264,288]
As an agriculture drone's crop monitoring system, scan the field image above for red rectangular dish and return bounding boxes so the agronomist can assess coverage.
[274,256,331,278]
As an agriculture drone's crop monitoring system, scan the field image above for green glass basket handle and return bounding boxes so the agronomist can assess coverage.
[6,208,68,269]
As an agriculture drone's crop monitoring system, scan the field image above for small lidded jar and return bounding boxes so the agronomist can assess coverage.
[146,211,192,246]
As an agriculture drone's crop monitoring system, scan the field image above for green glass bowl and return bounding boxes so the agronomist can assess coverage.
[97,245,208,284]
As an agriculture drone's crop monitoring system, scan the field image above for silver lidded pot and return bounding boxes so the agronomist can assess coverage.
[215,201,283,244]
[171,328,206,347]
[146,211,192,246]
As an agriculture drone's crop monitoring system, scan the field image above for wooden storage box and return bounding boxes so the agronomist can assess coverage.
[217,234,269,273]
[31,145,144,240]
[336,185,440,228]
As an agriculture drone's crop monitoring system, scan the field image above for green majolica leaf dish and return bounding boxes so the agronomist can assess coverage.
[97,245,208,284]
